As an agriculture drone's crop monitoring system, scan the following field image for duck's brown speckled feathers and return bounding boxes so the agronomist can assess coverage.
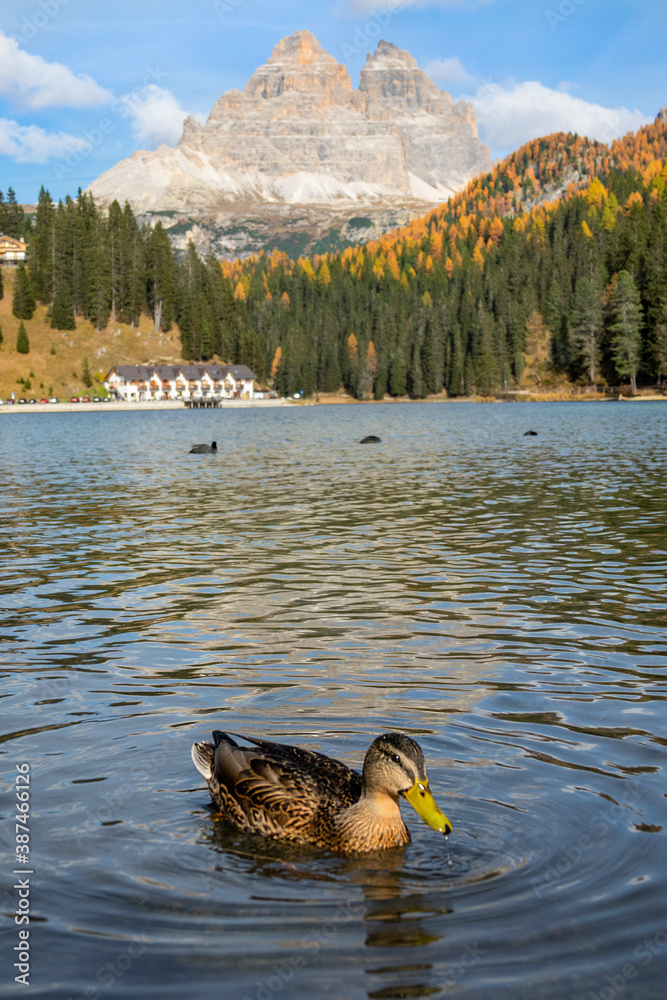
[192,731,367,849]
[191,730,452,853]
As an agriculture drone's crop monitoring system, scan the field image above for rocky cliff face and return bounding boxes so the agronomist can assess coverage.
[89,31,490,215]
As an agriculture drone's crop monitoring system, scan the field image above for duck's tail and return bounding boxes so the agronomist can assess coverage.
[191,740,215,780]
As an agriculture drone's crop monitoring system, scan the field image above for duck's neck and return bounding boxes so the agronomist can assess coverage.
[361,787,402,819]
[337,788,411,850]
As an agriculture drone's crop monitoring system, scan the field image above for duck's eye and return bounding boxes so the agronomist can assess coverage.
[391,753,401,763]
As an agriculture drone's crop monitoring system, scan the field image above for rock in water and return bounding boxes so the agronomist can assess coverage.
[360,435,382,444]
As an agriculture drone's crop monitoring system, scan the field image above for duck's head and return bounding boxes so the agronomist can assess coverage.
[363,733,452,835]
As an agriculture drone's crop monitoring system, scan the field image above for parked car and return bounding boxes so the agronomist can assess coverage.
[39,398,48,404]
[49,397,59,403]
[28,399,37,404]
[92,396,101,402]
[70,396,80,403]
[18,398,27,404]
[81,396,90,403]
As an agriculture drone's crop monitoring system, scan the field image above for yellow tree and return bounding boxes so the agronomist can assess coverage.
[300,257,315,280]
[317,260,331,287]
[386,250,401,282]
[489,217,504,247]
[366,340,377,380]
[270,346,282,379]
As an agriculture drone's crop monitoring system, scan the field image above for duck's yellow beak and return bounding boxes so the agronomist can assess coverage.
[403,778,452,835]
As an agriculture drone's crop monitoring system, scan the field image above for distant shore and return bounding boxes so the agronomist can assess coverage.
[2,393,665,415]
[0,398,287,414]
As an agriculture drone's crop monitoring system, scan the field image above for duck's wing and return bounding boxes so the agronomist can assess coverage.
[222,732,362,803]
[205,732,361,837]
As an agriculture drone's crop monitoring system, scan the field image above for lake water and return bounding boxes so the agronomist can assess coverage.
[1,401,666,1000]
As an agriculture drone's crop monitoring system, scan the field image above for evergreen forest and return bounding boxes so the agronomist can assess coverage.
[2,120,667,397]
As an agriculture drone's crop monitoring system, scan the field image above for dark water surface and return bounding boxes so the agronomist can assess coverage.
[1,401,666,1000]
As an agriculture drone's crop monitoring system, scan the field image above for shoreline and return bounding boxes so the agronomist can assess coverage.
[0,398,288,414]
[1,394,665,415]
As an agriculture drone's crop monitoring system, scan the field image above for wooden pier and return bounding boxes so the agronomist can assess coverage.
[184,398,222,408]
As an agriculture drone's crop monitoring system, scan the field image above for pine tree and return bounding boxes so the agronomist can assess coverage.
[51,283,76,330]
[87,212,110,331]
[373,358,387,399]
[0,321,3,347]
[12,262,36,319]
[146,223,174,332]
[570,276,602,383]
[16,321,30,354]
[447,327,464,396]
[29,186,56,305]
[124,201,145,326]
[463,353,476,395]
[421,315,444,394]
[108,200,123,324]
[607,270,643,393]
[389,344,407,396]
[546,277,569,369]
[81,356,93,389]
[476,323,501,395]
[0,188,25,239]
[408,336,424,398]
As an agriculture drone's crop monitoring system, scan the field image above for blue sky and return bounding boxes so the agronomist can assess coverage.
[0,0,665,204]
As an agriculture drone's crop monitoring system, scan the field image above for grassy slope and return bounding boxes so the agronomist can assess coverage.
[0,270,182,401]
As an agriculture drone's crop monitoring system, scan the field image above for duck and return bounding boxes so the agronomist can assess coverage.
[189,441,217,453]
[191,731,452,853]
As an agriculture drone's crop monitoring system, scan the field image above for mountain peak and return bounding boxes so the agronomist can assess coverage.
[88,30,490,222]
[244,30,352,99]
[360,39,444,113]
[269,30,332,66]
[364,39,418,72]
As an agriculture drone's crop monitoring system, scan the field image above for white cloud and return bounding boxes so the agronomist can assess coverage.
[0,117,89,163]
[423,57,475,86]
[471,80,650,151]
[0,30,111,109]
[116,84,195,149]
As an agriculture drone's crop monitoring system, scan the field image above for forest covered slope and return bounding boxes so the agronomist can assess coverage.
[1,120,666,401]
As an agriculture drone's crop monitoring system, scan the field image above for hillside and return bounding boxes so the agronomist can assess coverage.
[0,269,180,401]
[215,120,667,398]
